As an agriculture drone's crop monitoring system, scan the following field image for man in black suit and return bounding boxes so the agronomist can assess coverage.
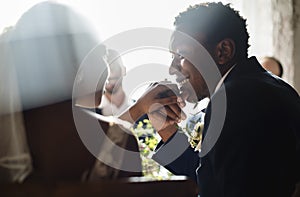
[120,2,300,197]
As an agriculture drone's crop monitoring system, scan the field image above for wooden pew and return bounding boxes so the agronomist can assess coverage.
[18,101,199,197]
[23,100,104,181]
[0,176,199,197]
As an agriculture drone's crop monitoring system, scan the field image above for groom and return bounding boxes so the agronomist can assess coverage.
[120,2,300,196]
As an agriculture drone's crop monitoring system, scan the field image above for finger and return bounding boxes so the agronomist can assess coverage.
[168,103,181,118]
[142,83,171,99]
[165,116,177,127]
[177,96,186,108]
[151,83,175,93]
[147,97,178,113]
[149,111,176,131]
[157,106,184,127]
[157,106,179,122]
[156,83,179,98]
[154,96,178,106]
[157,88,179,98]
[168,104,187,121]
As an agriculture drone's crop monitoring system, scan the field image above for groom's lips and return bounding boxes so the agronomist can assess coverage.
[176,77,190,89]
[178,78,189,86]
[176,75,189,82]
[175,77,191,101]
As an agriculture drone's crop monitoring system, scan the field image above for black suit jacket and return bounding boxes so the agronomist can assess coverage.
[153,57,300,197]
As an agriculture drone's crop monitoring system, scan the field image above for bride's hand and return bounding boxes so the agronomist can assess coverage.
[118,82,186,125]
[137,82,186,131]
[138,82,185,114]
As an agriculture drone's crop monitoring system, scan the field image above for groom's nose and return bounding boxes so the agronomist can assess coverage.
[169,57,181,75]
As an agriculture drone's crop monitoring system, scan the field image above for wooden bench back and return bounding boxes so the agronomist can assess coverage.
[23,100,101,181]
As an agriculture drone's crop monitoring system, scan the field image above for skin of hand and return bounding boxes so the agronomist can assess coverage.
[118,83,186,128]
[146,83,186,133]
[156,124,178,142]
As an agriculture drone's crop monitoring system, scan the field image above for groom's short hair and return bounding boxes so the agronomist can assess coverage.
[174,2,250,59]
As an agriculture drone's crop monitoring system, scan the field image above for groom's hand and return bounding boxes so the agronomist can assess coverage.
[136,82,184,114]
[138,82,186,132]
[120,82,186,126]
[148,106,179,133]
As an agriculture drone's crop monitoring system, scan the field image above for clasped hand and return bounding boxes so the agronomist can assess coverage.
[135,82,186,137]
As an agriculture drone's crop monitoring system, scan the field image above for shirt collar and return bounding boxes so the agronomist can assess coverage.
[214,64,236,94]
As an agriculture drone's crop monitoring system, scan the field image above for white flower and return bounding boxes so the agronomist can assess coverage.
[188,122,204,152]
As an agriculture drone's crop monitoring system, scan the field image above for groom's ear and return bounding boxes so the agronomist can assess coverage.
[214,38,235,65]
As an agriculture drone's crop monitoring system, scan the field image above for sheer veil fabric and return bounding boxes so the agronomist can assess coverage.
[0,2,103,182]
[0,28,32,182]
